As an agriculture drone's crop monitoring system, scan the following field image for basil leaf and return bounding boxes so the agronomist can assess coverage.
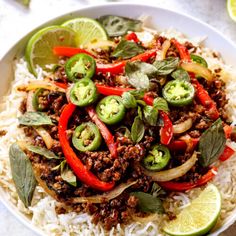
[26,145,60,159]
[153,57,180,75]
[122,92,137,108]
[130,192,164,214]
[18,112,53,126]
[143,105,158,126]
[171,68,190,81]
[9,143,37,208]
[126,61,157,89]
[131,116,145,143]
[97,15,142,37]
[151,183,166,197]
[130,89,145,99]
[137,106,143,119]
[153,97,169,112]
[199,118,226,167]
[60,160,77,187]
[115,126,131,139]
[112,40,144,59]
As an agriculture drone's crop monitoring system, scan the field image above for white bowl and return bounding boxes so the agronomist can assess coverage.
[0,3,236,236]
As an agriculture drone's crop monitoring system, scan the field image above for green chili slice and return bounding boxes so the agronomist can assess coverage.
[32,88,49,111]
[162,80,195,107]
[190,54,208,68]
[96,95,126,125]
[65,53,96,82]
[70,78,98,107]
[72,122,102,152]
[143,144,171,171]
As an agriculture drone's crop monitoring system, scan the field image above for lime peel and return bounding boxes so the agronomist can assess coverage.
[62,17,108,47]
[25,26,76,76]
[163,184,221,236]
[227,0,236,22]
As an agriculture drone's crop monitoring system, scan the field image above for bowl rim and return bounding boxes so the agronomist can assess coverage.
[0,2,236,236]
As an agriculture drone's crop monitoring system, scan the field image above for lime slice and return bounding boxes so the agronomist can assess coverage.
[227,0,236,21]
[25,26,76,76]
[62,17,108,47]
[164,184,221,236]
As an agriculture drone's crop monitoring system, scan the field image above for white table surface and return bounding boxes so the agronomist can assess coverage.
[0,0,235,235]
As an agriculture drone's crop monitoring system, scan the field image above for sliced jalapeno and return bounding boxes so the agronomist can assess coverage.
[143,144,171,171]
[96,95,126,125]
[32,88,49,111]
[190,54,208,68]
[72,122,102,152]
[65,53,96,82]
[163,80,195,107]
[70,78,98,107]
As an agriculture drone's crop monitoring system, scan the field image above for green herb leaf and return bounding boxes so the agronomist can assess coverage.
[143,105,158,126]
[122,92,137,108]
[153,97,169,112]
[153,57,180,75]
[125,61,157,89]
[199,118,226,167]
[130,89,145,99]
[97,15,142,37]
[131,116,145,143]
[137,106,143,119]
[112,40,144,59]
[9,143,37,208]
[57,160,77,187]
[26,145,61,159]
[115,126,131,139]
[18,112,53,126]
[151,183,166,197]
[171,68,190,81]
[130,192,164,213]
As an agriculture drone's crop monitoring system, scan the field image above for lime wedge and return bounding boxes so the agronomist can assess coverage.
[227,0,236,21]
[25,26,76,76]
[62,17,108,47]
[164,184,221,236]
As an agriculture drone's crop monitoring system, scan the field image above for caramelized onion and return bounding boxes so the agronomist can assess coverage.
[181,61,213,81]
[160,39,171,60]
[132,213,159,223]
[26,91,35,112]
[173,118,193,134]
[87,40,116,52]
[34,127,54,149]
[70,180,138,204]
[143,152,197,182]
[18,81,66,93]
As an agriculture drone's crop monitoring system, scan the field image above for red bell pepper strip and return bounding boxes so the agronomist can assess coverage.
[158,166,218,191]
[96,49,157,75]
[223,124,232,139]
[86,106,118,158]
[219,145,235,161]
[53,46,96,58]
[143,93,154,106]
[171,39,191,61]
[143,94,173,145]
[172,39,219,120]
[54,82,68,90]
[168,139,199,152]
[125,32,140,43]
[58,103,115,191]
[192,80,219,120]
[95,84,133,96]
[159,111,173,145]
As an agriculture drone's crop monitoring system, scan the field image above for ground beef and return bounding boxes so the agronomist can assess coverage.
[0,130,7,136]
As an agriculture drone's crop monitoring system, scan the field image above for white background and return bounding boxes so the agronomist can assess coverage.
[0,0,235,235]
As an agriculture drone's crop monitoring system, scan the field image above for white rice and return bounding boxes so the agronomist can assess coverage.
[0,31,236,236]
